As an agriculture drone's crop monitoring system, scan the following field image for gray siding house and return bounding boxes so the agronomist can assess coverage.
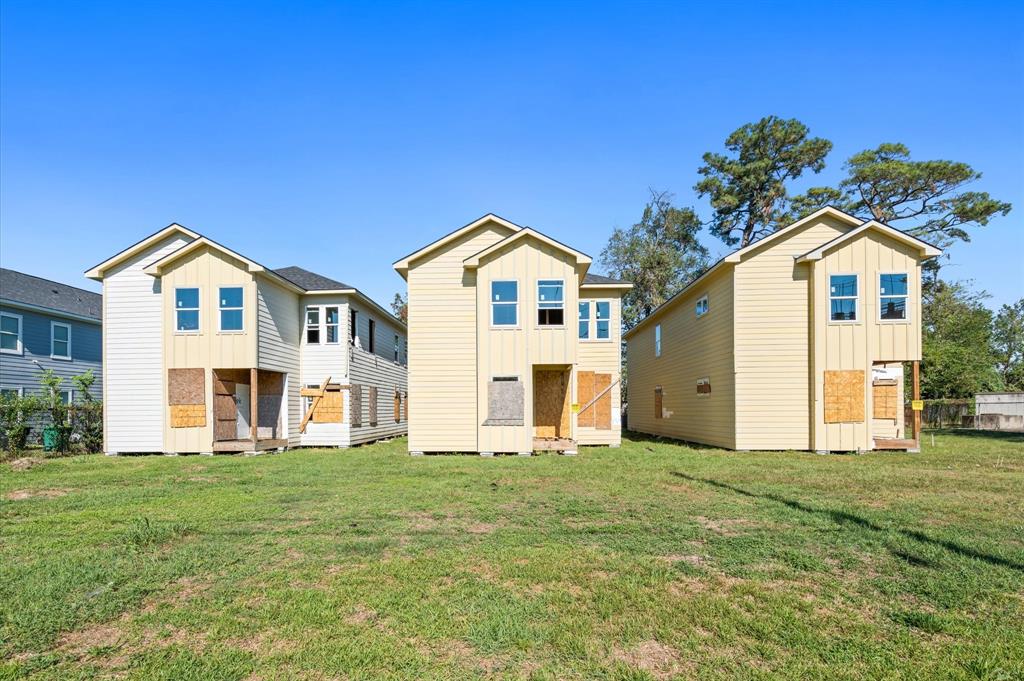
[0,268,102,402]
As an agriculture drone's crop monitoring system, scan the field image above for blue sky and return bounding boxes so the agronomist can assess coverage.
[2,1,1021,309]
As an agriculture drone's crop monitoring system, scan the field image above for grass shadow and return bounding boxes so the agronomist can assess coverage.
[671,471,1024,573]
[623,430,730,452]
[925,428,1024,444]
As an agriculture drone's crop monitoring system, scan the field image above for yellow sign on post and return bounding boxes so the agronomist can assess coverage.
[911,400,924,411]
[571,403,580,413]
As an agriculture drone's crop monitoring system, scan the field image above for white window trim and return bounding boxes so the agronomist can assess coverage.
[537,278,565,328]
[655,324,662,358]
[594,300,612,341]
[828,273,860,324]
[579,299,612,342]
[0,386,25,397]
[305,306,322,345]
[50,321,72,360]
[218,286,245,333]
[878,272,911,324]
[578,300,591,340]
[490,279,520,329]
[0,311,23,355]
[324,306,341,344]
[394,333,400,363]
[174,286,201,334]
[695,294,709,318]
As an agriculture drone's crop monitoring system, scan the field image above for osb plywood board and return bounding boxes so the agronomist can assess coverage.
[351,385,362,427]
[168,368,205,406]
[312,387,343,423]
[368,386,379,427]
[594,373,612,430]
[577,371,595,428]
[873,383,898,419]
[824,370,865,423]
[655,387,663,419]
[534,370,569,439]
[170,404,206,428]
[258,371,284,395]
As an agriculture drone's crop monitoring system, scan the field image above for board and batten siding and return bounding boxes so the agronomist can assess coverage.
[474,238,579,453]
[349,346,408,445]
[732,214,854,450]
[575,291,622,446]
[626,266,736,448]
[103,234,194,453]
[406,221,515,452]
[258,278,301,446]
[160,246,258,453]
[811,231,923,452]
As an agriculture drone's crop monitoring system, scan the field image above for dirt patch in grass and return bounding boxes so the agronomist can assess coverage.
[5,488,69,500]
[694,516,754,536]
[8,457,45,471]
[611,640,688,679]
[344,605,379,626]
[660,554,704,566]
[465,522,498,534]
[58,623,123,653]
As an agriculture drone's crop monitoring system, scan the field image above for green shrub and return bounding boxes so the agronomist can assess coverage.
[71,370,103,454]
[0,392,43,456]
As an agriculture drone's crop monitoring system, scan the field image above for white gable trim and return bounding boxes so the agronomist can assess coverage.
[392,213,522,277]
[723,206,863,263]
[462,227,593,269]
[795,221,942,262]
[85,223,200,280]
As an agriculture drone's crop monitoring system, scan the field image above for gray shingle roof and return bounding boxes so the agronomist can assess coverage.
[0,268,102,320]
[583,273,629,285]
[273,266,353,291]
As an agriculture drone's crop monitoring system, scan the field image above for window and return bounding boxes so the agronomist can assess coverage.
[537,279,564,326]
[175,288,200,332]
[829,274,858,322]
[0,387,23,398]
[491,281,518,326]
[485,376,524,425]
[578,302,590,339]
[51,322,71,359]
[350,309,358,343]
[655,324,662,357]
[0,312,22,354]
[596,301,610,339]
[697,377,711,396]
[696,295,709,317]
[394,334,400,362]
[219,287,244,332]
[325,306,340,343]
[303,383,318,415]
[879,273,909,321]
[306,307,320,344]
[367,319,376,353]
[59,389,73,405]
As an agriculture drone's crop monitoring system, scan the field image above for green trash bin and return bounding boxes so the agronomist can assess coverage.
[42,426,58,452]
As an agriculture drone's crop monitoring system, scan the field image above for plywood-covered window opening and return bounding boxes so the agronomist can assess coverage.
[485,375,524,426]
[175,287,200,333]
[491,280,518,327]
[829,274,859,322]
[655,324,662,357]
[394,388,402,422]
[325,306,340,343]
[368,386,378,426]
[879,273,909,321]
[350,384,362,427]
[306,307,320,344]
[654,386,663,419]
[50,321,71,359]
[695,295,709,318]
[537,279,564,326]
[219,287,244,332]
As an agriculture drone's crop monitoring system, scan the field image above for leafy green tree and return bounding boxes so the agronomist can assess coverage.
[695,116,832,247]
[787,143,1012,252]
[0,392,42,456]
[38,369,72,454]
[599,189,708,329]
[72,369,104,453]
[992,299,1024,391]
[391,292,408,323]
[921,280,1000,399]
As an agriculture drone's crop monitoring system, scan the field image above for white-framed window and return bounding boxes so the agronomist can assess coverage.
[491,280,518,327]
[697,377,711,396]
[0,386,24,398]
[578,301,590,339]
[306,306,320,344]
[537,279,564,326]
[50,321,71,359]
[1,311,23,354]
[829,274,859,322]
[219,286,244,332]
[879,273,909,321]
[59,389,73,405]
[695,295,709,318]
[394,333,400,362]
[596,301,611,339]
[175,287,200,333]
[302,383,318,415]
[325,306,340,343]
[655,324,662,357]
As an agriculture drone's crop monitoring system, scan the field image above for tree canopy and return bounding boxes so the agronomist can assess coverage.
[993,299,1024,392]
[599,190,708,329]
[695,116,832,248]
[391,292,408,323]
[921,280,1001,399]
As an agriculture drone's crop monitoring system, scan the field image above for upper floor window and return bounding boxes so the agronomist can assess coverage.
[537,279,564,326]
[325,306,340,343]
[829,274,858,322]
[175,288,200,332]
[394,333,400,362]
[696,295,709,317]
[879,273,909,321]
[655,324,662,357]
[51,322,71,359]
[367,318,376,353]
[596,301,610,339]
[491,281,518,326]
[306,306,320,343]
[578,302,590,339]
[219,287,244,332]
[0,312,23,355]
[350,309,358,343]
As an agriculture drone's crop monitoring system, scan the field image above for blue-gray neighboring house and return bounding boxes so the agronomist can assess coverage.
[0,268,102,402]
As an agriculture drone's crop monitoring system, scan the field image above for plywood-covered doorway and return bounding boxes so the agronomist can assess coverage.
[534,366,570,439]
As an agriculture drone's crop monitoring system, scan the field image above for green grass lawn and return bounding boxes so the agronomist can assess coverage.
[2,431,1022,680]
